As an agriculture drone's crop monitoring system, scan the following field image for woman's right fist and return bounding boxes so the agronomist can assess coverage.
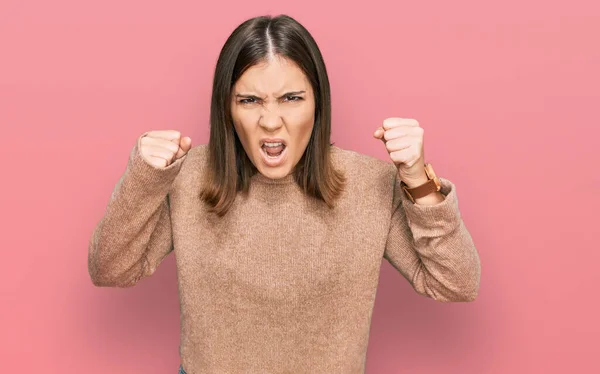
[139,130,192,168]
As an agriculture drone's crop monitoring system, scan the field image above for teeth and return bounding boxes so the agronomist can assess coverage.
[263,142,283,147]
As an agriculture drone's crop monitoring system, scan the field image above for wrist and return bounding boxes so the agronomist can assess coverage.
[400,163,443,204]
[401,173,429,188]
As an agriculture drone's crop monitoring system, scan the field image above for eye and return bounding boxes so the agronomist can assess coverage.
[284,96,303,102]
[239,98,257,104]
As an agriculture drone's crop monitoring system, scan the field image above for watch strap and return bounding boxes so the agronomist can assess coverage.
[402,179,440,200]
[400,163,442,203]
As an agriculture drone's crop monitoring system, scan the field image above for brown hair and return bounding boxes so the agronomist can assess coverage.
[201,14,345,216]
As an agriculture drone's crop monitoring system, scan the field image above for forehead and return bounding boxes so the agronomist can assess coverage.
[234,56,310,95]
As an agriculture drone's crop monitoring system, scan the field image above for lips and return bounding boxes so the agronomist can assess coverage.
[260,139,286,157]
[258,138,288,167]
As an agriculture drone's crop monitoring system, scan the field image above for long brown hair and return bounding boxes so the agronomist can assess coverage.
[201,14,345,216]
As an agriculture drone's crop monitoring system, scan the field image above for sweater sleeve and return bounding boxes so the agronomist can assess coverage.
[383,173,481,302]
[88,133,187,288]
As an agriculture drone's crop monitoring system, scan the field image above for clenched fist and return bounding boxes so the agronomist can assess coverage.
[373,118,427,187]
[139,130,192,168]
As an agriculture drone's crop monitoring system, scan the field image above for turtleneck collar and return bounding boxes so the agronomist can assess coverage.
[251,171,296,185]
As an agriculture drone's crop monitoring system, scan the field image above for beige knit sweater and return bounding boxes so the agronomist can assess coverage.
[88,133,481,374]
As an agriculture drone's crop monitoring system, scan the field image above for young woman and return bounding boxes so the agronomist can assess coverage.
[88,14,481,374]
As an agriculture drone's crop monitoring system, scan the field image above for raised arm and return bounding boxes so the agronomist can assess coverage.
[383,175,481,302]
[88,131,191,287]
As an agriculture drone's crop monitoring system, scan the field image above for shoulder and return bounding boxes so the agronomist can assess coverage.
[186,143,209,161]
[172,143,209,186]
[330,145,397,189]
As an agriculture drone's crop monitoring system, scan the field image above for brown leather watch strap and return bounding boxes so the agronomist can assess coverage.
[402,179,439,199]
[400,163,442,203]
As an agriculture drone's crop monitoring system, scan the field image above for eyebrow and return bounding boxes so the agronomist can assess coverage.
[235,91,306,99]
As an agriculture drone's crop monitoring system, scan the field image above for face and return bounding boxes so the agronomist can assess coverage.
[231,55,316,179]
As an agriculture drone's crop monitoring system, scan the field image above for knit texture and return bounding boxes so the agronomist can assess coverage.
[88,134,481,373]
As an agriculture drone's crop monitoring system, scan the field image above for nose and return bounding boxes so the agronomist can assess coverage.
[258,104,283,132]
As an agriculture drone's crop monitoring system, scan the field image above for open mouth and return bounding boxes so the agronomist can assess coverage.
[261,141,286,158]
[259,139,288,167]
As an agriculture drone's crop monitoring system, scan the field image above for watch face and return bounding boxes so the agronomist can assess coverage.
[425,164,441,190]
[425,163,436,179]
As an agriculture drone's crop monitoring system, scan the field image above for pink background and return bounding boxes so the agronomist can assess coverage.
[1,0,598,372]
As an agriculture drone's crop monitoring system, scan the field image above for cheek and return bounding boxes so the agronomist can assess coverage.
[300,110,316,141]
[284,105,315,136]
[232,110,257,144]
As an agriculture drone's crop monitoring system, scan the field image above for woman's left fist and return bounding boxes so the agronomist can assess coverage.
[373,117,427,187]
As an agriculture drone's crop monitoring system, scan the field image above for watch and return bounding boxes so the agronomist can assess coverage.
[401,163,442,203]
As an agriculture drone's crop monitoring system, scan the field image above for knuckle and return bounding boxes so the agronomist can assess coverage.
[383,117,401,129]
[156,158,168,168]
[168,142,179,153]
[391,152,403,162]
[166,150,177,160]
[140,143,151,154]
[385,141,395,152]
[149,131,163,139]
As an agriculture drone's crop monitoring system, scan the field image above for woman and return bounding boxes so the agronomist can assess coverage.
[88,14,481,374]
